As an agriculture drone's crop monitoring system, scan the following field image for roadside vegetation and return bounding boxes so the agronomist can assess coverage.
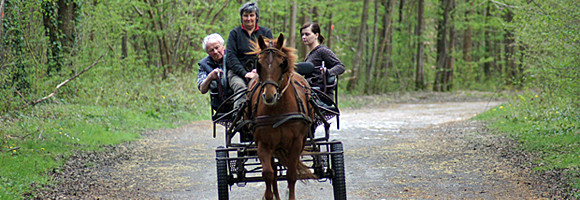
[476,0,579,197]
[476,93,579,198]
[0,72,209,199]
[1,0,577,199]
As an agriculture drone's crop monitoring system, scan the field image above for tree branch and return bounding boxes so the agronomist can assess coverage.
[20,55,104,109]
[210,0,230,26]
[133,5,144,16]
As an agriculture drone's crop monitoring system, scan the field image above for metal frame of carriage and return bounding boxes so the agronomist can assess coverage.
[209,63,347,200]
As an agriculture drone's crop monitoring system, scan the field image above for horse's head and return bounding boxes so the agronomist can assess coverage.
[252,34,296,106]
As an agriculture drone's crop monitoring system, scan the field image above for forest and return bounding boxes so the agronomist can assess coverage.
[1,0,578,199]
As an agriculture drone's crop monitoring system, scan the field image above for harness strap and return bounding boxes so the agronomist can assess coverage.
[254,113,312,129]
[278,73,293,101]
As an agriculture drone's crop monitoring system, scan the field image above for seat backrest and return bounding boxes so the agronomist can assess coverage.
[295,62,339,103]
[295,62,315,76]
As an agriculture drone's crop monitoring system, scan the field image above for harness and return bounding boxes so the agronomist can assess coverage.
[228,43,335,141]
[248,45,312,131]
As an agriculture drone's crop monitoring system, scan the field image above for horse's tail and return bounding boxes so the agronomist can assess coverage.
[296,160,317,180]
[275,151,317,180]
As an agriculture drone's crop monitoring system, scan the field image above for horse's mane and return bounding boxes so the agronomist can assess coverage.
[248,37,298,73]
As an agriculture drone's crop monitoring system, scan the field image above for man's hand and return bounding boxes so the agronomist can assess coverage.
[245,69,258,79]
[209,68,223,80]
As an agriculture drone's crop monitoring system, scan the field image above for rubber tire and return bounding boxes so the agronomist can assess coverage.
[330,142,347,200]
[216,147,229,200]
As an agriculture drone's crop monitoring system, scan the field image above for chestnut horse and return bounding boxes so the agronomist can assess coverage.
[245,34,316,200]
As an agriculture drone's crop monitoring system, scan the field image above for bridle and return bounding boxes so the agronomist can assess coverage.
[257,45,291,102]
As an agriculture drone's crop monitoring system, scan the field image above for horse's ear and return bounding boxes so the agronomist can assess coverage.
[275,33,284,49]
[256,61,262,75]
[258,35,267,50]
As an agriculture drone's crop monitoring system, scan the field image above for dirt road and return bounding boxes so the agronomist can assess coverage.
[40,100,557,199]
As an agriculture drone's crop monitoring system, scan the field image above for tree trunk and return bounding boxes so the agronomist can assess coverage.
[368,0,380,93]
[42,0,61,76]
[57,0,77,54]
[312,3,319,23]
[326,10,333,49]
[434,0,450,92]
[445,0,456,91]
[503,7,516,85]
[483,0,493,78]
[463,0,473,66]
[0,0,5,35]
[378,0,393,91]
[299,13,310,58]
[347,0,370,91]
[122,30,128,60]
[397,0,405,31]
[147,0,172,79]
[415,0,425,90]
[289,1,297,48]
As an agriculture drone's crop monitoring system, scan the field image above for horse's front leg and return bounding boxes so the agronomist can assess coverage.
[271,157,281,200]
[286,157,298,200]
[258,146,275,200]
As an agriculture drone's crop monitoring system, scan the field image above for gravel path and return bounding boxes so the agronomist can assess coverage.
[35,93,566,199]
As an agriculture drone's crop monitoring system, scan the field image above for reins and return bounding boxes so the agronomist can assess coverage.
[246,46,311,130]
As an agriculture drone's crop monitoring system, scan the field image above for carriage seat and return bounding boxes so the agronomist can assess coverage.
[295,62,338,92]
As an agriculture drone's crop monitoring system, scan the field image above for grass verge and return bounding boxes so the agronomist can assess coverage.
[474,93,579,198]
[0,102,208,199]
[0,71,210,199]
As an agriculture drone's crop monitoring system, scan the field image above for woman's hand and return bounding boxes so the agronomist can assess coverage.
[245,69,258,79]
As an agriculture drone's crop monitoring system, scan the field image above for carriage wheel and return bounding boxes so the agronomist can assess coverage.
[330,142,347,200]
[216,147,229,200]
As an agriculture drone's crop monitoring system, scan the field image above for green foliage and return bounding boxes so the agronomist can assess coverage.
[459,1,580,196]
[1,0,578,198]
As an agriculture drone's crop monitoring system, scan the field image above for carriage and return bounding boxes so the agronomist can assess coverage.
[208,35,346,200]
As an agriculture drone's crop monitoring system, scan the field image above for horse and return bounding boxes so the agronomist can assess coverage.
[245,34,316,200]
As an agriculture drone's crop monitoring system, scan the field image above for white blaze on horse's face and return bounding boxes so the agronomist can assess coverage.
[260,51,284,106]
